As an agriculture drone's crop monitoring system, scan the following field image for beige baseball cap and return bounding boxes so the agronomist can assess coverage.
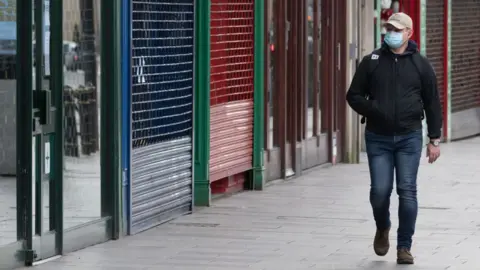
[386,12,413,30]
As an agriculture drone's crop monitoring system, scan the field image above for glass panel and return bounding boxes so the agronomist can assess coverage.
[268,0,276,148]
[307,0,314,138]
[32,0,53,235]
[63,0,101,229]
[0,0,17,247]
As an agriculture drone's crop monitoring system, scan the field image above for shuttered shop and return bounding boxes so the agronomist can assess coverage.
[451,1,480,139]
[129,0,194,234]
[209,0,255,189]
[425,0,445,118]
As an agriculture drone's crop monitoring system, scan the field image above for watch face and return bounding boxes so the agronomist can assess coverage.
[431,140,440,146]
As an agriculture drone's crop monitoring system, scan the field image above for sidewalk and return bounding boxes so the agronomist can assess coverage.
[24,137,480,270]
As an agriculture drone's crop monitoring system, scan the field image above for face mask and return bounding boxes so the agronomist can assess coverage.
[384,31,404,49]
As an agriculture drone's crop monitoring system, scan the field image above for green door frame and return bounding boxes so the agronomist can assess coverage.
[59,0,122,255]
[61,0,122,254]
[0,0,121,268]
[15,0,64,264]
[0,0,35,266]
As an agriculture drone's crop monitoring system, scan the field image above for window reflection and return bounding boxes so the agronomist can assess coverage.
[317,0,322,135]
[307,0,314,138]
[267,0,276,149]
[63,0,102,229]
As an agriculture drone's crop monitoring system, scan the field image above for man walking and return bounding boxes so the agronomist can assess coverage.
[346,13,442,264]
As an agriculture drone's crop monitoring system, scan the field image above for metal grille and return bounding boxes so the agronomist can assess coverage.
[451,1,480,113]
[401,0,420,46]
[209,0,254,182]
[130,0,194,234]
[426,0,445,114]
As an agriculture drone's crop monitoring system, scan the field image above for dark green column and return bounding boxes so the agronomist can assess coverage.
[252,0,265,190]
[50,0,64,251]
[16,0,34,243]
[193,0,211,206]
[101,0,122,238]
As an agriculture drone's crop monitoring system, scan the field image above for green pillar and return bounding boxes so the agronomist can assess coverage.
[100,0,122,238]
[446,0,452,142]
[419,0,426,54]
[252,0,265,190]
[375,0,382,49]
[51,0,64,249]
[193,0,211,206]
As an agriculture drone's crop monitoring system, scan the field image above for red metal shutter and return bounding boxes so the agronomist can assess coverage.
[426,0,445,114]
[400,0,421,46]
[451,1,480,113]
[209,0,254,183]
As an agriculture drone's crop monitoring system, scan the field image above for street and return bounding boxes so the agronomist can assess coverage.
[22,137,480,270]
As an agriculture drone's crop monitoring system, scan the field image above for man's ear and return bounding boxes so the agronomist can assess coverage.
[408,29,414,39]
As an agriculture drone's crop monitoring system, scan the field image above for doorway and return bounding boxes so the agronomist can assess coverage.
[264,0,347,180]
[0,0,119,268]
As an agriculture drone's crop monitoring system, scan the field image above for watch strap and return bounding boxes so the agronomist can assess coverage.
[429,139,440,146]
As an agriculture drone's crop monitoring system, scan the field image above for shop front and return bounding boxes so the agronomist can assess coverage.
[450,0,480,139]
[0,0,121,268]
[264,0,350,180]
[193,0,264,205]
[124,0,195,234]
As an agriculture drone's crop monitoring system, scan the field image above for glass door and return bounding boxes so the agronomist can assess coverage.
[303,0,330,169]
[1,0,116,267]
[17,0,63,265]
[285,0,298,177]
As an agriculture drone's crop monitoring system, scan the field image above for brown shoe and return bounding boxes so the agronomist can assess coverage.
[373,227,390,256]
[397,248,414,264]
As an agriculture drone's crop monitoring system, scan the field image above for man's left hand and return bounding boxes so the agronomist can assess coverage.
[426,143,441,164]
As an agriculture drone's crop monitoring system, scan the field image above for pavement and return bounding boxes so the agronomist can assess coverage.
[0,153,102,246]
[21,137,480,270]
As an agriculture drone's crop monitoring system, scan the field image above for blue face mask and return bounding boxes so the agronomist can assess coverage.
[384,31,404,49]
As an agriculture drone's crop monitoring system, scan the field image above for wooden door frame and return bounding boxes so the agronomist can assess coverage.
[263,0,285,181]
[264,0,344,180]
[264,0,270,159]
[320,0,348,164]
[322,0,334,163]
[334,0,348,163]
[312,0,320,138]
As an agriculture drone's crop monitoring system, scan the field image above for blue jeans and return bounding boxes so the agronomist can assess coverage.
[365,129,423,250]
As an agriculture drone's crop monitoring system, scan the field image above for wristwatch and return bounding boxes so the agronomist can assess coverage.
[429,139,440,147]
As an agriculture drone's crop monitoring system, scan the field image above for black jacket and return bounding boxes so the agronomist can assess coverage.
[346,41,442,139]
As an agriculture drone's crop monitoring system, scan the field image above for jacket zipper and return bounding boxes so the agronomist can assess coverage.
[394,57,398,134]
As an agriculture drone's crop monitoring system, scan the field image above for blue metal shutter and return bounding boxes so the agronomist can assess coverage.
[130,0,194,234]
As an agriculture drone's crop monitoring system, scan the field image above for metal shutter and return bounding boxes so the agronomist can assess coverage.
[209,0,254,182]
[426,0,445,114]
[401,0,421,46]
[130,0,194,234]
[451,1,480,113]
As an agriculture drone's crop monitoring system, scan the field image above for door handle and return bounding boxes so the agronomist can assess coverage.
[337,43,341,70]
[285,20,291,49]
[33,89,51,126]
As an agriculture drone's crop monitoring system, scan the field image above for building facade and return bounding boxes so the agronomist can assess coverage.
[1,0,479,268]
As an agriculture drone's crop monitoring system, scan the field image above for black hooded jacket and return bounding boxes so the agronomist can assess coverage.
[346,41,442,139]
